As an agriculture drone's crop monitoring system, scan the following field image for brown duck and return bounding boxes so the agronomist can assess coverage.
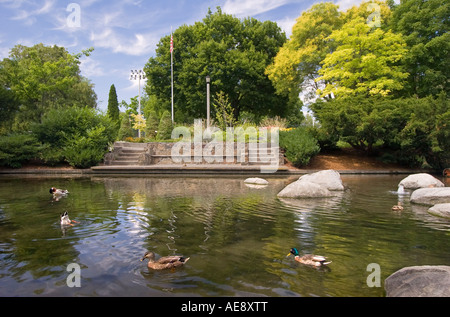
[141,251,190,270]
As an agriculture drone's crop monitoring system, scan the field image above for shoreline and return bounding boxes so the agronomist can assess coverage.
[0,164,439,176]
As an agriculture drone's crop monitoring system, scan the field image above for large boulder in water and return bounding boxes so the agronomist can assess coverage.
[410,187,450,206]
[277,170,345,199]
[399,173,444,190]
[385,266,450,297]
[428,203,450,219]
[297,170,345,191]
[277,180,333,199]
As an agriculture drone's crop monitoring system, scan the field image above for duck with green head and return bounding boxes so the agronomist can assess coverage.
[287,248,331,267]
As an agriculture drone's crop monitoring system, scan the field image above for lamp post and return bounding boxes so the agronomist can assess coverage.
[130,69,146,138]
[206,75,211,129]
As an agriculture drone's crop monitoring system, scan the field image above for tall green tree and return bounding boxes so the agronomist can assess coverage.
[0,44,97,130]
[144,7,293,123]
[266,2,342,104]
[390,0,450,97]
[107,84,120,124]
[317,17,408,98]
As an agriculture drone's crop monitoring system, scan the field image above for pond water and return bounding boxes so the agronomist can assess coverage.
[0,174,449,297]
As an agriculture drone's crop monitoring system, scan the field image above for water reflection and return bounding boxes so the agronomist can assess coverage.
[0,174,449,297]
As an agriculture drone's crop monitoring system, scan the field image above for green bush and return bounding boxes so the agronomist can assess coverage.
[0,133,41,168]
[64,127,109,168]
[156,110,173,140]
[117,114,134,141]
[279,127,320,167]
[396,93,450,169]
[38,145,65,166]
[145,110,159,139]
[310,93,450,169]
[32,106,116,167]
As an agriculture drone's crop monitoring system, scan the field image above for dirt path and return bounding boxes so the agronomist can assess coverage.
[299,148,411,171]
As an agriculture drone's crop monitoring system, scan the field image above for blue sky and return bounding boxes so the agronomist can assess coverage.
[0,0,364,111]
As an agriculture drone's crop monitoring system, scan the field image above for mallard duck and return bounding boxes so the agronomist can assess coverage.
[392,202,404,211]
[60,211,79,226]
[141,251,190,270]
[50,187,69,196]
[287,248,331,267]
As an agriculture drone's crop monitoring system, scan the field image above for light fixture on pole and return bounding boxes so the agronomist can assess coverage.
[130,69,146,138]
[206,75,211,129]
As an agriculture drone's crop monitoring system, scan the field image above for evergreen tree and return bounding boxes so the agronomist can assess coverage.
[145,110,159,139]
[156,110,173,140]
[117,114,134,141]
[107,84,120,124]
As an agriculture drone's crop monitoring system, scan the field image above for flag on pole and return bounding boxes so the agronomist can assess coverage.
[170,30,174,123]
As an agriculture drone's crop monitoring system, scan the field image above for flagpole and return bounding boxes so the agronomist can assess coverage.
[170,28,174,124]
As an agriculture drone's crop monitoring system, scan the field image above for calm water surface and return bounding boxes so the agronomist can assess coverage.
[0,174,449,297]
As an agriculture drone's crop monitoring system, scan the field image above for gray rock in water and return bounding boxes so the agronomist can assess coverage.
[244,178,269,185]
[399,173,444,190]
[385,266,450,297]
[428,203,450,219]
[298,170,345,191]
[410,187,450,206]
[277,180,333,199]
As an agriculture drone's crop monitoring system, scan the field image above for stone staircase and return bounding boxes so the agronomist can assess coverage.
[104,143,148,166]
[104,142,284,166]
[248,144,280,166]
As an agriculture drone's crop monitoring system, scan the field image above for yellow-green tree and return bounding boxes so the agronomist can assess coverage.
[317,17,408,98]
[265,2,341,104]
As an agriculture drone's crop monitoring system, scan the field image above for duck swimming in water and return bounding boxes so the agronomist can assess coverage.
[392,202,404,211]
[60,211,79,226]
[287,248,331,267]
[50,187,69,196]
[141,251,190,270]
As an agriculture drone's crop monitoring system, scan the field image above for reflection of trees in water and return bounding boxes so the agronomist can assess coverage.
[99,176,290,252]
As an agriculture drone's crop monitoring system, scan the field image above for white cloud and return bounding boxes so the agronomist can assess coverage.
[0,46,10,59]
[90,28,159,56]
[9,0,56,24]
[276,16,297,36]
[222,0,292,17]
[0,0,27,9]
[123,78,147,93]
[80,56,105,77]
[334,0,367,11]
[35,0,55,15]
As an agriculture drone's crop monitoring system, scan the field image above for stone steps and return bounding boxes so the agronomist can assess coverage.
[107,143,148,166]
[104,142,284,166]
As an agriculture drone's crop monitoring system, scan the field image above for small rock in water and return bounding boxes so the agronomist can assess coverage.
[244,178,269,185]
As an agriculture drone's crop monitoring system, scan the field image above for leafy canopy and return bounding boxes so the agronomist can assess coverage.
[144,7,295,123]
[317,17,408,98]
[0,44,97,131]
[266,2,342,104]
[390,0,450,97]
